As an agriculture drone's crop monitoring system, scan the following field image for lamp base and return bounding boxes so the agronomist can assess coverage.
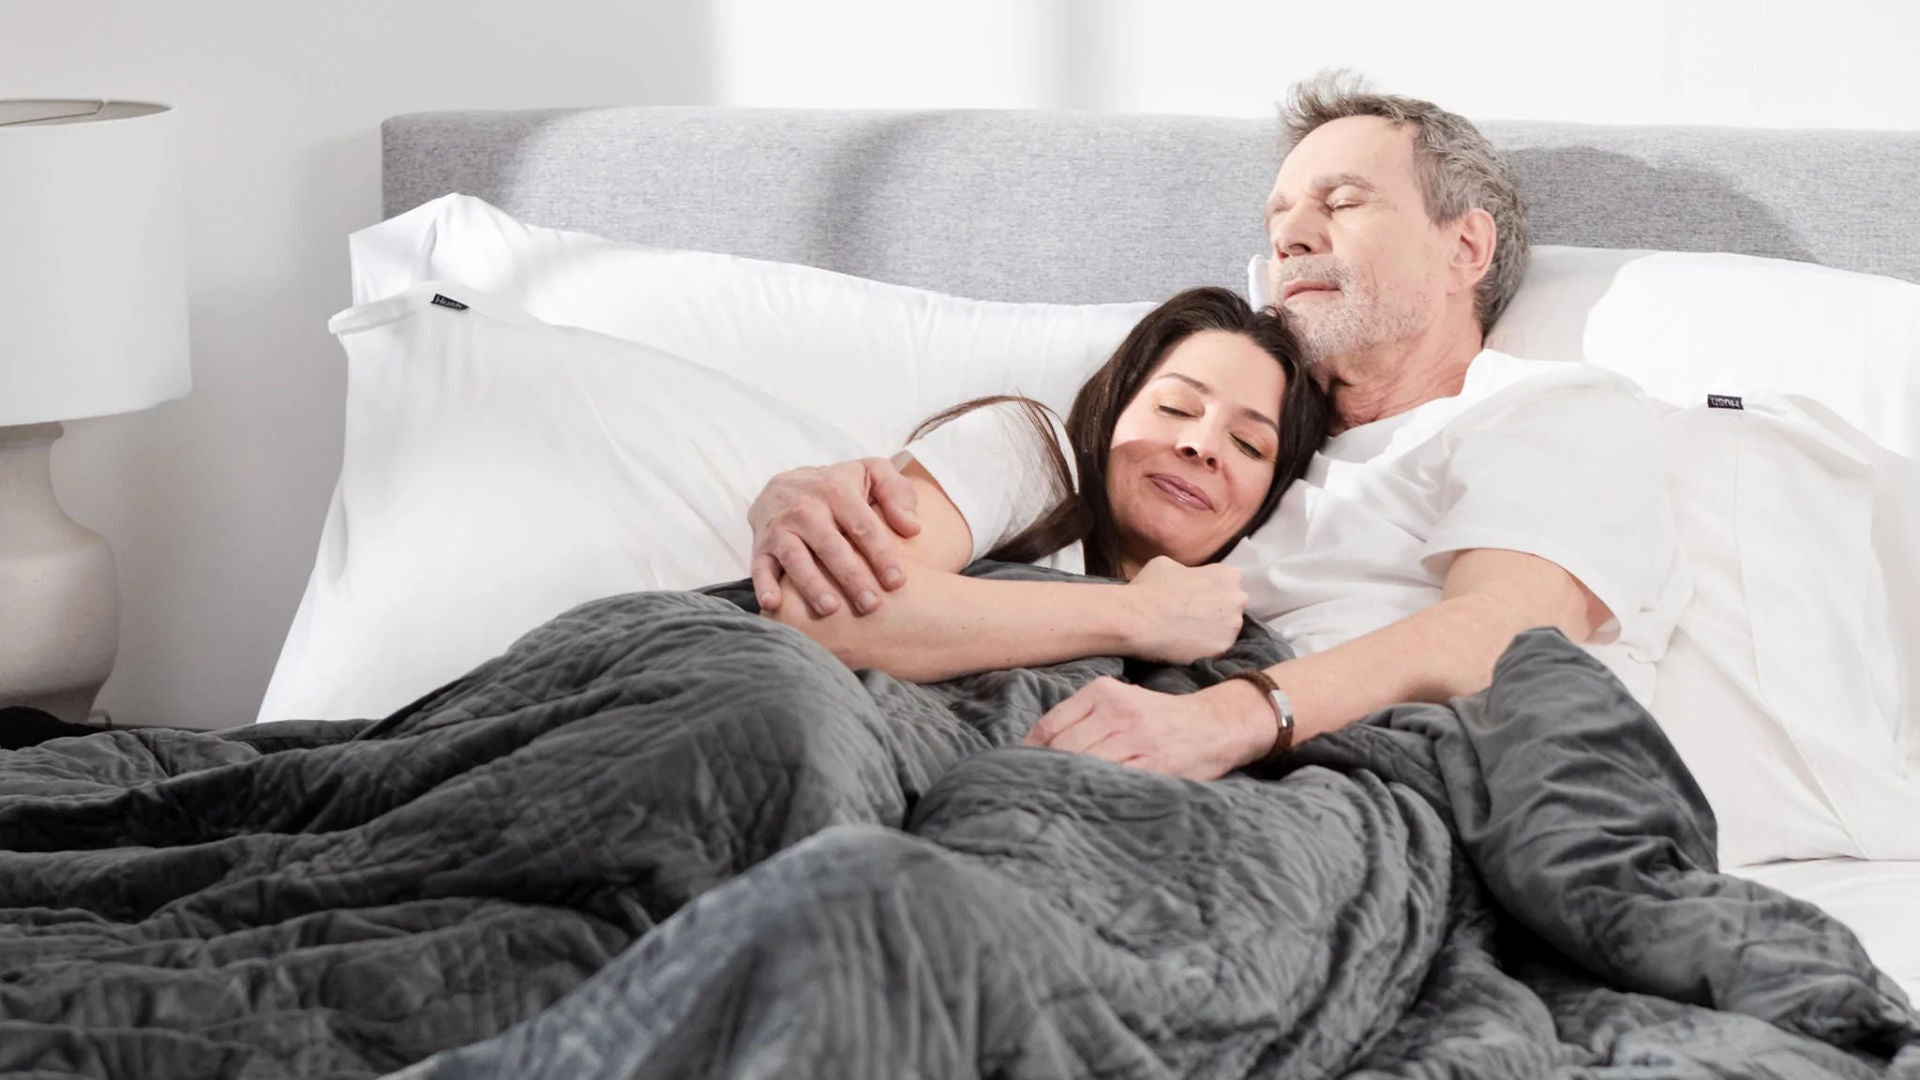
[0,423,119,726]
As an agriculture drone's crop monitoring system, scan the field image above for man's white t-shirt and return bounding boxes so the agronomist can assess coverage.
[896,401,1085,574]
[1224,349,1689,703]
[909,351,1689,704]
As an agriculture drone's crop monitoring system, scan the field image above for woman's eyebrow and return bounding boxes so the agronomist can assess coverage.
[1152,372,1279,432]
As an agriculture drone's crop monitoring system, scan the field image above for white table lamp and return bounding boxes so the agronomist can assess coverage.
[0,100,191,724]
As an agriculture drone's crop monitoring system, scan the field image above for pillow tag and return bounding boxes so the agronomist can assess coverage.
[1707,394,1744,410]
[430,293,469,311]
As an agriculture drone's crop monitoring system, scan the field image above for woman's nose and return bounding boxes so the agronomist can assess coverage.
[1177,439,1219,469]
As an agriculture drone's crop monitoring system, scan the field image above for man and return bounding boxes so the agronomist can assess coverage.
[747,72,1688,781]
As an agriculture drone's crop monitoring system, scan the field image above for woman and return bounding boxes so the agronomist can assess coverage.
[0,289,1330,1074]
[380,291,1337,1080]
[766,286,1330,681]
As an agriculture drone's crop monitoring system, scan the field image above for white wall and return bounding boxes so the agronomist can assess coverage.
[3,1,715,728]
[5,0,1916,728]
[706,0,1920,127]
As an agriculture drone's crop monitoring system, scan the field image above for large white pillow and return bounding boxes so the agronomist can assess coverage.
[1652,396,1919,866]
[351,194,1155,451]
[1251,245,1920,456]
[269,197,1162,720]
[1486,245,1920,459]
[1483,245,1920,798]
[258,283,864,721]
[1816,402,1920,781]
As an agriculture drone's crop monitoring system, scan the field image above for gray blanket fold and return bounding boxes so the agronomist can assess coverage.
[407,573,1914,1080]
[1,564,1915,1079]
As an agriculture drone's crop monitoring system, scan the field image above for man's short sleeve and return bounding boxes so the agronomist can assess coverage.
[1420,382,1678,641]
[896,402,1077,564]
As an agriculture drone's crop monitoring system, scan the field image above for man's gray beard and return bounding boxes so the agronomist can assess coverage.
[1290,290,1427,370]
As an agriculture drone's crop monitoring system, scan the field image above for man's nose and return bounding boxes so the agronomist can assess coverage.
[1271,205,1324,258]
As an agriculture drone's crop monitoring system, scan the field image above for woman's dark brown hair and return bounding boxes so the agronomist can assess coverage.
[909,287,1330,578]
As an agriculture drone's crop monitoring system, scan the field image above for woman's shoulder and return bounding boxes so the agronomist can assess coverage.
[902,397,1079,568]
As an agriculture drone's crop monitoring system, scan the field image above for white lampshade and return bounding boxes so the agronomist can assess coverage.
[0,99,191,425]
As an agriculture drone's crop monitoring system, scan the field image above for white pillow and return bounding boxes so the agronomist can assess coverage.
[351,194,1155,451]
[1486,246,1920,459]
[1795,396,1920,782]
[258,283,863,721]
[266,197,1161,720]
[1251,245,1920,456]
[1484,245,1920,789]
[1652,396,1919,866]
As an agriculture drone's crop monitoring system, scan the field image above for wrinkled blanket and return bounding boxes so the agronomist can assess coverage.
[1,565,1915,1079]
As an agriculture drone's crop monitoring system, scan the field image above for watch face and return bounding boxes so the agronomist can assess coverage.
[1265,688,1295,753]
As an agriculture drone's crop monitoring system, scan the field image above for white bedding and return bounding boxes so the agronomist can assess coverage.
[1728,859,1920,1003]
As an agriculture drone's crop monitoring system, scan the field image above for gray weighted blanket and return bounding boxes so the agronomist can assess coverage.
[1,564,1915,1079]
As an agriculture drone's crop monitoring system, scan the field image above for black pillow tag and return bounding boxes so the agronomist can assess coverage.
[430,293,470,311]
[1707,394,1743,410]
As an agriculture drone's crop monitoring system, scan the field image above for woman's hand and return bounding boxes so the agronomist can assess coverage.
[1124,556,1249,664]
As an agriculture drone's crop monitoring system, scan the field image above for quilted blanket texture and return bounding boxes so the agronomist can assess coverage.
[0,566,1914,1079]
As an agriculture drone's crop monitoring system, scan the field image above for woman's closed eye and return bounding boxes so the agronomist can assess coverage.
[1158,404,1268,461]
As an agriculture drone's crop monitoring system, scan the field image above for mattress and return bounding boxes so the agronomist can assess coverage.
[1728,859,1920,1003]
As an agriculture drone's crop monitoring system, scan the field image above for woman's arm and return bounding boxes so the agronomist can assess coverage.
[775,567,1138,682]
[764,459,1243,682]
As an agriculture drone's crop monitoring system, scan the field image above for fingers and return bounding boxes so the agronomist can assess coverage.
[751,552,784,611]
[768,532,844,618]
[748,469,812,609]
[866,458,921,539]
[821,482,899,606]
[1058,722,1130,759]
[805,522,884,616]
[1024,684,1100,747]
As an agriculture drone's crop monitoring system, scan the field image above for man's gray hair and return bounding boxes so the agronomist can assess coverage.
[1279,70,1530,334]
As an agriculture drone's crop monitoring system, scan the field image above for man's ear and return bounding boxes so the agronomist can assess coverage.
[1451,207,1497,295]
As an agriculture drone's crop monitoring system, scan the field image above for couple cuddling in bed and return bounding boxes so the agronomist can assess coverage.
[0,73,1711,1078]
[749,71,1684,779]
[393,79,1763,1080]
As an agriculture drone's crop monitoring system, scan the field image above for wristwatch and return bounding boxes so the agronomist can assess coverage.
[1224,667,1295,758]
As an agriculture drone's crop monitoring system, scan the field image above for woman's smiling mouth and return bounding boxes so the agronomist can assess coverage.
[1148,473,1215,511]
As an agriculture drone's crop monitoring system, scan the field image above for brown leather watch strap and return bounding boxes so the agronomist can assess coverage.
[1224,667,1295,759]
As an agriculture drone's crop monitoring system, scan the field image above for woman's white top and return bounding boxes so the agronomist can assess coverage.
[899,401,1085,574]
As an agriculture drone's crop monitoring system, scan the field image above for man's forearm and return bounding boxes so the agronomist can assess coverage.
[769,568,1139,682]
[1254,592,1560,749]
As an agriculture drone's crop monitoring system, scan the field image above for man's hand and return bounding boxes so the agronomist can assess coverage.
[1022,677,1278,781]
[749,458,922,617]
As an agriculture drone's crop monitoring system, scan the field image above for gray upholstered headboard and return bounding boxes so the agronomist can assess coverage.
[382,106,1920,301]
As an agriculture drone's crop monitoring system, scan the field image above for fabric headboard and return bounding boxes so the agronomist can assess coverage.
[382,106,1920,302]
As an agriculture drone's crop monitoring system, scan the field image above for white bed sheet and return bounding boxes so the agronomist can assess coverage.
[1727,859,1920,1004]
